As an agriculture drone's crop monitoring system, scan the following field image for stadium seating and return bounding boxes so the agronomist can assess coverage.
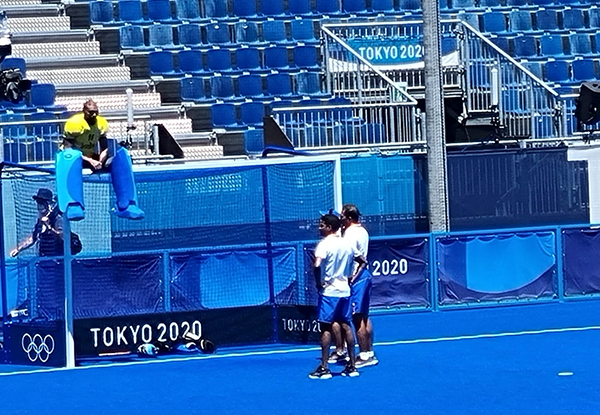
[238,74,265,99]
[89,0,115,25]
[262,19,290,45]
[148,50,180,77]
[204,0,230,20]
[117,0,146,23]
[244,128,264,155]
[178,49,205,75]
[119,25,146,50]
[211,102,238,127]
[177,23,203,47]
[240,101,265,127]
[291,18,318,44]
[174,0,202,21]
[147,0,177,23]
[236,47,262,72]
[234,21,261,45]
[260,0,286,18]
[180,76,209,102]
[148,23,177,49]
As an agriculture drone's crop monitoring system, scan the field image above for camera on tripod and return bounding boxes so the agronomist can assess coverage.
[0,68,31,103]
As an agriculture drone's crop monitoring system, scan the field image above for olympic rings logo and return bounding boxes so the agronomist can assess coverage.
[21,333,55,363]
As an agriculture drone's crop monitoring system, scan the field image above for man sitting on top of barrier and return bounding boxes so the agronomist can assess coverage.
[56,99,145,221]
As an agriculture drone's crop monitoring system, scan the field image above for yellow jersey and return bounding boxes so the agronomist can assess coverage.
[63,113,109,157]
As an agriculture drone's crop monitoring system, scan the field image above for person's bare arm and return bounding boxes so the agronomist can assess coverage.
[349,254,367,285]
[314,257,323,291]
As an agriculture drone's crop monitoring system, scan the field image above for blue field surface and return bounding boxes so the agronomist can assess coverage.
[1,300,600,415]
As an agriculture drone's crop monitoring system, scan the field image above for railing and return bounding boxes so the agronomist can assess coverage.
[1,115,158,164]
[275,18,579,150]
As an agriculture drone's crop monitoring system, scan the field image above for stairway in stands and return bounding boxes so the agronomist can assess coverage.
[1,0,222,160]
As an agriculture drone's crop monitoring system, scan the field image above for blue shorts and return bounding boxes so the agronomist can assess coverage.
[351,268,372,316]
[318,295,352,324]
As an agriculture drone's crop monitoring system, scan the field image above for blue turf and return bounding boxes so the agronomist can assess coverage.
[2,300,600,414]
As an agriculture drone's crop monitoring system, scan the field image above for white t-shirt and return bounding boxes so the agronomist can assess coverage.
[315,234,356,297]
[343,224,369,257]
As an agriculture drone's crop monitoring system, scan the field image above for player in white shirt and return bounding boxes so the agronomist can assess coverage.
[309,213,367,379]
[329,204,378,368]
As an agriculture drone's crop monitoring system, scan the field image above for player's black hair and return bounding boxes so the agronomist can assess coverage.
[342,203,361,222]
[320,213,341,232]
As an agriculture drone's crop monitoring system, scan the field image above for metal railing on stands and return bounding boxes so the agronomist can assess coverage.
[273,18,586,151]
[459,21,564,140]
[271,22,424,151]
[0,115,158,165]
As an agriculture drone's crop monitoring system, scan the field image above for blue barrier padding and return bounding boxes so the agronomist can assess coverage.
[170,247,298,310]
[563,228,600,296]
[437,232,557,304]
[369,237,430,308]
[35,255,163,320]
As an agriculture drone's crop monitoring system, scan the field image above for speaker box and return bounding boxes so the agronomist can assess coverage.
[575,82,600,127]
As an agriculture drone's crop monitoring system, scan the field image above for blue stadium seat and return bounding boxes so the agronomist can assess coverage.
[590,8,600,30]
[478,0,503,8]
[148,50,180,76]
[204,0,230,20]
[1,57,26,75]
[261,0,286,17]
[316,0,343,16]
[206,22,232,45]
[522,60,544,79]
[398,0,421,12]
[291,18,318,44]
[288,0,313,16]
[544,60,570,83]
[30,84,65,112]
[457,11,480,31]
[293,45,320,69]
[296,71,328,97]
[569,33,593,56]
[371,0,395,14]
[571,59,596,81]
[262,19,290,45]
[180,76,209,102]
[31,139,58,161]
[147,0,176,23]
[175,0,202,21]
[207,48,234,73]
[236,47,262,72]
[244,128,264,155]
[118,0,146,23]
[177,23,203,47]
[264,46,290,70]
[506,0,529,6]
[238,74,265,98]
[540,34,565,57]
[234,21,260,44]
[119,25,145,50]
[240,101,265,127]
[266,72,294,97]
[530,0,555,5]
[535,9,560,32]
[490,36,512,54]
[342,0,368,14]
[452,0,477,9]
[481,11,507,33]
[148,23,176,49]
[178,49,204,74]
[89,0,115,24]
[232,0,258,19]
[514,35,538,57]
[509,10,533,32]
[594,31,600,53]
[562,8,585,31]
[211,102,238,127]
[209,75,238,100]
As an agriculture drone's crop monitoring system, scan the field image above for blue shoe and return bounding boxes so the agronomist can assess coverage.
[114,204,145,220]
[66,205,85,221]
